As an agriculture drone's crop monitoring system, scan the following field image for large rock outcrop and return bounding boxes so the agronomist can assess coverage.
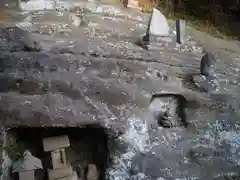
[0,7,239,180]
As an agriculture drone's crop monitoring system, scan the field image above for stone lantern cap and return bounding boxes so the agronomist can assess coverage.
[43,135,70,152]
[12,150,43,173]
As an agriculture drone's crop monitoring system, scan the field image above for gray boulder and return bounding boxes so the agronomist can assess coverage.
[200,52,216,77]
[0,26,239,180]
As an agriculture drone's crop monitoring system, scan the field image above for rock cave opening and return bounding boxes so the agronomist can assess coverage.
[4,125,111,180]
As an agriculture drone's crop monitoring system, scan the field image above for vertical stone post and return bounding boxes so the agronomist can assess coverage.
[176,19,186,44]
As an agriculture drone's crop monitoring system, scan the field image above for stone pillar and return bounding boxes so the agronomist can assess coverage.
[176,19,186,44]
[50,148,67,169]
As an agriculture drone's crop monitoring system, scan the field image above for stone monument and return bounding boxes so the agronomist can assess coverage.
[141,8,176,50]
[70,7,88,28]
[43,135,78,180]
[148,8,170,36]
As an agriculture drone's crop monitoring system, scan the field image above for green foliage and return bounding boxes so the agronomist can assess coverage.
[135,0,240,39]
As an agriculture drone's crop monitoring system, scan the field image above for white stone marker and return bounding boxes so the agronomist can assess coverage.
[148,8,170,36]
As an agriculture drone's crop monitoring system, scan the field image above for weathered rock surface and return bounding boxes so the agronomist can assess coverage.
[0,26,41,52]
[0,2,240,180]
[193,75,221,93]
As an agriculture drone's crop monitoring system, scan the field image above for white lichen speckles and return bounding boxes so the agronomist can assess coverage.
[192,119,240,165]
[132,173,147,180]
[107,117,151,180]
[175,177,199,180]
[120,118,150,152]
[157,178,167,180]
[174,35,204,53]
[214,172,239,179]
[16,22,33,28]
[20,0,54,11]
[20,100,32,105]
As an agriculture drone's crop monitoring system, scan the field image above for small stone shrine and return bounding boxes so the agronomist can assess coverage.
[70,6,88,28]
[12,150,43,180]
[43,135,78,180]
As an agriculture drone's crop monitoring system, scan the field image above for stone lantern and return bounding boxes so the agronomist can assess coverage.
[43,135,78,180]
[12,150,43,180]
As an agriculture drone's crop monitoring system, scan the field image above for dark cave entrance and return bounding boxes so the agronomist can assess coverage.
[5,125,110,180]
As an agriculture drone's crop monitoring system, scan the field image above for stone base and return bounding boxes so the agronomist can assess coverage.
[48,164,73,180]
[19,170,34,180]
[141,34,176,50]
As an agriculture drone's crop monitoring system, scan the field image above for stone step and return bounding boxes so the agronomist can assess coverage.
[141,35,177,50]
